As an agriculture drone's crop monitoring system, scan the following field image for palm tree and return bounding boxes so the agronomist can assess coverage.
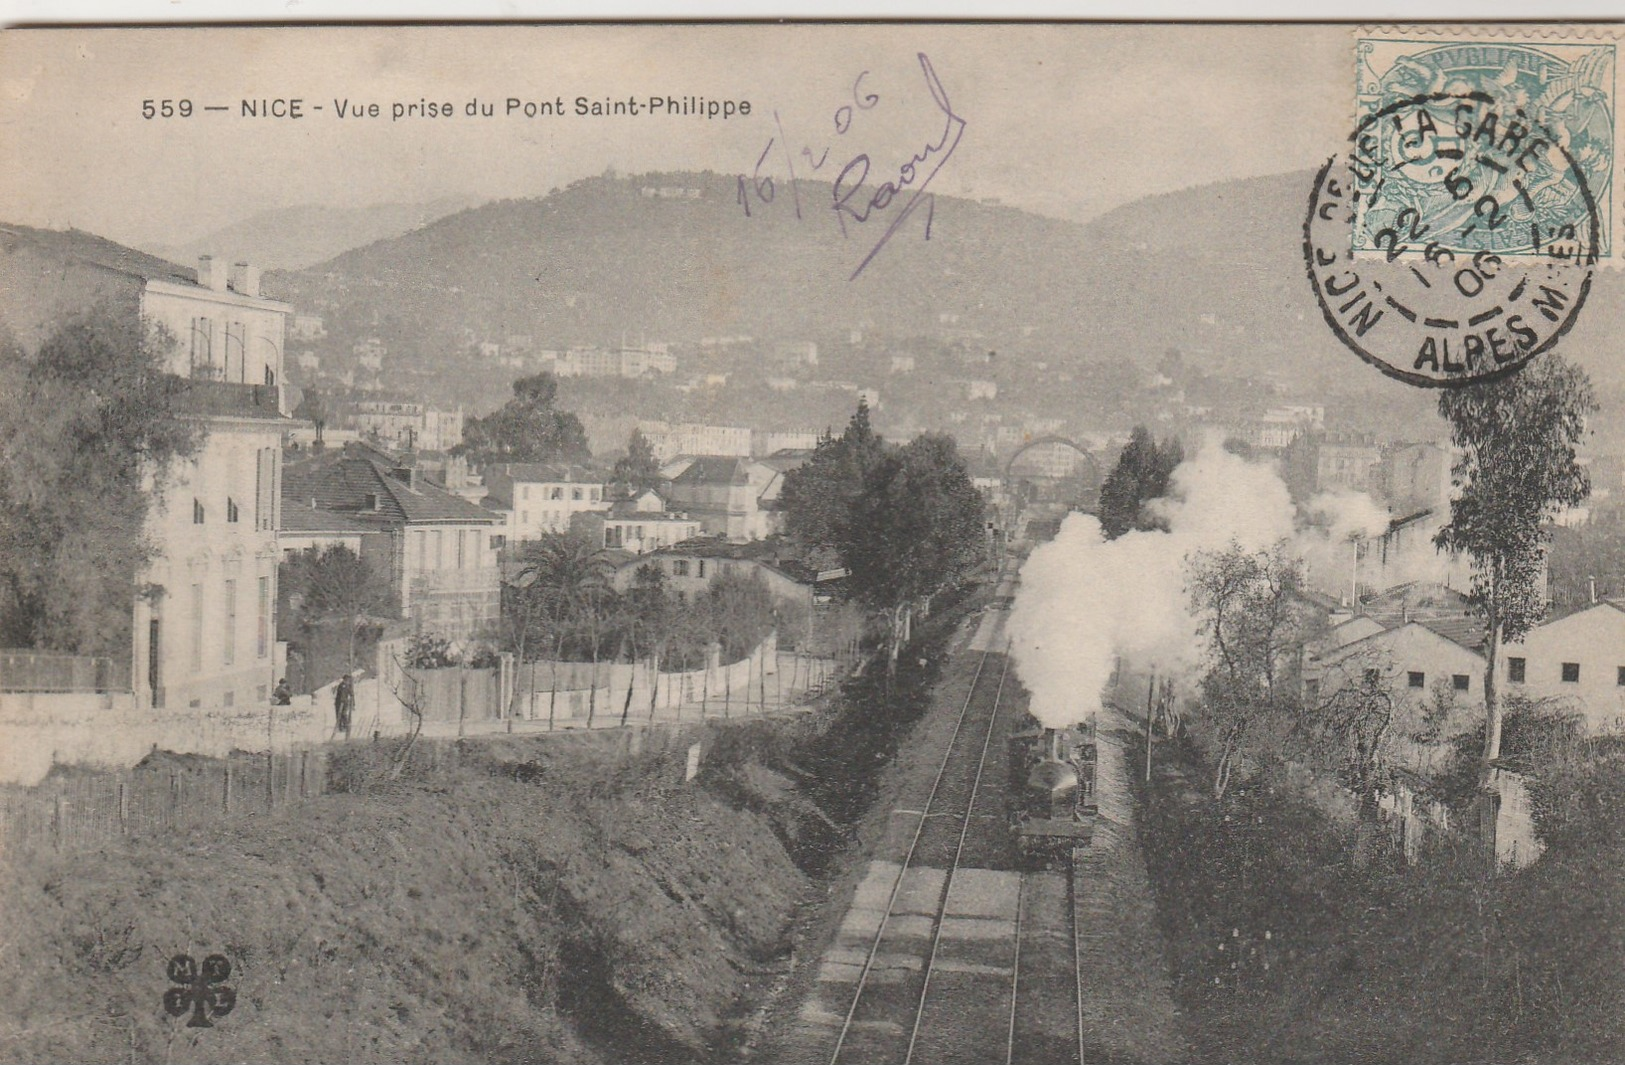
[507,531,615,728]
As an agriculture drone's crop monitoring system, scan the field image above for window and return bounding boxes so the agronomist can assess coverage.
[255,449,277,529]
[223,579,236,665]
[673,559,689,576]
[257,576,270,659]
[522,486,531,502]
[1618,666,1625,687]
[1508,657,1526,683]
[551,487,563,500]
[414,531,427,572]
[1562,662,1581,683]
[1452,674,1469,692]
[190,316,213,374]
[222,690,234,708]
[1408,671,1426,688]
[193,498,205,524]
[226,497,239,523]
[190,583,204,672]
[432,530,444,569]
[521,510,529,526]
[1304,678,1320,701]
[572,487,583,501]
[225,321,246,382]
[697,560,706,578]
[457,529,467,569]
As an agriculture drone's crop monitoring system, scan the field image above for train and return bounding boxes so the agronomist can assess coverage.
[1008,713,1098,867]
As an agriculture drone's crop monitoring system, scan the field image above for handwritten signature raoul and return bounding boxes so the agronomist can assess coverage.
[736,52,966,281]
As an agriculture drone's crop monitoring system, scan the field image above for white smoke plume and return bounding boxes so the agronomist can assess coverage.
[1297,488,1395,602]
[1006,444,1297,729]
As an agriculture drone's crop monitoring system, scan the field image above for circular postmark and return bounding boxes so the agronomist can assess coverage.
[1305,90,1600,387]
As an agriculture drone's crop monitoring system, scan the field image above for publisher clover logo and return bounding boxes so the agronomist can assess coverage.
[163,953,236,1028]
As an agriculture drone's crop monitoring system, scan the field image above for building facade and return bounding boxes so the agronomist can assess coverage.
[0,226,294,711]
[481,463,609,540]
[663,456,785,542]
[351,399,465,453]
[1500,602,1625,734]
[282,446,501,639]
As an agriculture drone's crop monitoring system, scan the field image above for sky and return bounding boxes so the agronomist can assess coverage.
[0,24,1353,248]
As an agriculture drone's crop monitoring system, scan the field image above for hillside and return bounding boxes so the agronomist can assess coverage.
[146,196,482,273]
[265,169,1625,432]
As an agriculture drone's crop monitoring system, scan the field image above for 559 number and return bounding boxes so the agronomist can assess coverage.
[141,99,192,119]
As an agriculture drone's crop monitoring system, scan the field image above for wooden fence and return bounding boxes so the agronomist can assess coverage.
[0,747,328,855]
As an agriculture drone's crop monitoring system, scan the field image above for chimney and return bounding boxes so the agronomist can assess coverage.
[228,261,261,298]
[197,255,229,292]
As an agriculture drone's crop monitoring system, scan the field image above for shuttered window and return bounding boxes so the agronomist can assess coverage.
[255,448,277,530]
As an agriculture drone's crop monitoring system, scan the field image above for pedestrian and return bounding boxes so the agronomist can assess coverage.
[272,677,292,706]
[335,674,354,736]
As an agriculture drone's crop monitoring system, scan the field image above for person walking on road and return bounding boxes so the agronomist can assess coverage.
[334,674,355,737]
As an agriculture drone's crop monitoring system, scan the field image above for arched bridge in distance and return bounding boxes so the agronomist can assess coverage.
[1003,435,1103,511]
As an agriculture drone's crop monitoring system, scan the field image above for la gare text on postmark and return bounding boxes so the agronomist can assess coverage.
[1306,27,1620,387]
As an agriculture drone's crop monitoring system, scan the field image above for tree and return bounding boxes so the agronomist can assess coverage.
[0,307,202,658]
[278,544,394,688]
[1187,541,1307,800]
[699,570,776,663]
[1098,425,1183,539]
[780,400,887,567]
[455,372,590,467]
[1435,355,1596,773]
[840,433,986,677]
[1303,666,1397,816]
[503,531,614,727]
[612,427,663,496]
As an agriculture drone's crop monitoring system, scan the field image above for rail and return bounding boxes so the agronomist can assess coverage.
[905,649,1011,1063]
[828,643,1004,1065]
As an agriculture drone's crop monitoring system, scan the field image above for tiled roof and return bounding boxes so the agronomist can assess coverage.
[277,504,379,535]
[282,448,497,527]
[0,222,196,285]
[672,456,754,485]
[1416,616,1488,651]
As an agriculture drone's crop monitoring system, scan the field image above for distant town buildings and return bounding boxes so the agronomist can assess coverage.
[290,313,326,341]
[543,344,676,379]
[351,399,465,453]
[638,421,752,461]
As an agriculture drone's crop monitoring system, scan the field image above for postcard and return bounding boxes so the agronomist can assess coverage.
[1,21,1622,1065]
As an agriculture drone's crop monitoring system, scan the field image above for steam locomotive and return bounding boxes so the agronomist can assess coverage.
[1008,714,1097,867]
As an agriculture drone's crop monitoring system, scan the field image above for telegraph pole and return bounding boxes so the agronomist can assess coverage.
[1145,669,1156,783]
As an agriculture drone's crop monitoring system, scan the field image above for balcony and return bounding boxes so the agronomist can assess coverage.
[174,377,285,420]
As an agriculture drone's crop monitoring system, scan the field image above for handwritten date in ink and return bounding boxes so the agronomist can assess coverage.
[736,52,967,281]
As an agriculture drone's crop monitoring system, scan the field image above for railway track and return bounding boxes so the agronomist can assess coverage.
[821,637,1092,1065]
[1007,853,1087,1064]
[825,642,1008,1064]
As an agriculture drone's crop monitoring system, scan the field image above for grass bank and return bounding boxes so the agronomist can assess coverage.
[0,582,994,1064]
